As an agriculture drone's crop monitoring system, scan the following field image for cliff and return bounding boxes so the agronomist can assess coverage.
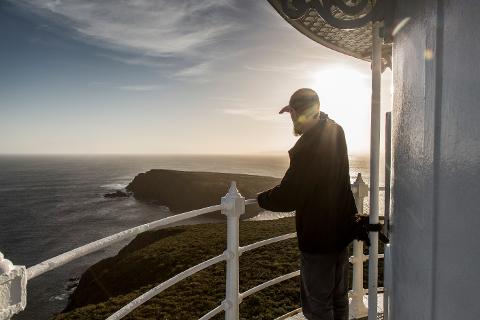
[126,169,281,218]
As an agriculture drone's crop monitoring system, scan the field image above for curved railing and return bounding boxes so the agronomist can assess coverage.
[107,213,298,320]
[26,204,222,280]
[0,174,383,320]
[108,253,227,320]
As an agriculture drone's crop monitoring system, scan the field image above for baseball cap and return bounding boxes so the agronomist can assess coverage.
[279,88,320,116]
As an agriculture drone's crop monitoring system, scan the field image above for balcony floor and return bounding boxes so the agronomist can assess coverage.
[278,293,384,320]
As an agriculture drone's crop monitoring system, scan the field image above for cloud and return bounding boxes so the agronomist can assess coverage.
[117,85,162,92]
[96,53,172,68]
[16,0,241,57]
[222,106,283,122]
[173,62,214,82]
[88,81,109,87]
[210,97,245,103]
[88,81,162,91]
[244,63,310,74]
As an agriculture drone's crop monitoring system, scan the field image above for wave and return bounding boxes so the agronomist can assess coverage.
[248,210,295,221]
[100,183,128,190]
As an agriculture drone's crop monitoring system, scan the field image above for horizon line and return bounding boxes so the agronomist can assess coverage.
[0,152,370,158]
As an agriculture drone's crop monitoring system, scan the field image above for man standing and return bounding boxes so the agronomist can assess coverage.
[257,88,357,320]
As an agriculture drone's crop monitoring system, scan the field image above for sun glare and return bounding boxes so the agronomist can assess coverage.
[309,65,372,155]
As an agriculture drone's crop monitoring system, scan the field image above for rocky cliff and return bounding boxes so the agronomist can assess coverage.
[126,169,281,218]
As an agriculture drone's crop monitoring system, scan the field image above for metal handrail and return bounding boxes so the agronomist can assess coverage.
[240,270,300,300]
[27,204,222,280]
[107,253,227,320]
[198,303,225,320]
[109,199,298,320]
[239,233,296,254]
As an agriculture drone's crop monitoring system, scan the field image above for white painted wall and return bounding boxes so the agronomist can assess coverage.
[391,0,480,319]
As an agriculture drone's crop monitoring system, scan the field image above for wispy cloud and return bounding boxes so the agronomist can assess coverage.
[17,0,241,57]
[88,81,109,87]
[174,62,212,81]
[88,81,162,91]
[216,96,284,123]
[210,97,245,103]
[243,61,332,80]
[96,53,171,68]
[117,84,162,92]
[244,63,310,73]
[221,106,282,122]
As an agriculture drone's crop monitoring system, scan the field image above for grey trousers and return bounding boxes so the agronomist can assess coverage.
[300,248,349,320]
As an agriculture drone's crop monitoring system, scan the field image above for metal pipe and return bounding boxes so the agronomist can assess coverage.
[385,112,392,235]
[368,20,383,320]
[383,244,391,320]
[384,111,392,320]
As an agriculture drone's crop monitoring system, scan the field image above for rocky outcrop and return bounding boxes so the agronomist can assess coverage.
[103,190,130,198]
[126,169,281,218]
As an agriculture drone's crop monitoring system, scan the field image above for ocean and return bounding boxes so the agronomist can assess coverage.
[0,154,376,319]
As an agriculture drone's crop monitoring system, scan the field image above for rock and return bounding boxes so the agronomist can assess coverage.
[126,169,281,219]
[103,190,129,198]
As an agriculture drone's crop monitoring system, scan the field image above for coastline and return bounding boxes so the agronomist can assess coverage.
[55,169,299,318]
[126,169,282,218]
[1,156,370,319]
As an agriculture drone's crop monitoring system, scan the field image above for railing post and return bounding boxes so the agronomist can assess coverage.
[221,182,245,320]
[0,252,27,320]
[349,173,369,319]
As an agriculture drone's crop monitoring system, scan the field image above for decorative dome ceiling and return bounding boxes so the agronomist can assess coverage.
[267,0,392,66]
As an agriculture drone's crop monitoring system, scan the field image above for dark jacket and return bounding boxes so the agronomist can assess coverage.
[257,116,357,253]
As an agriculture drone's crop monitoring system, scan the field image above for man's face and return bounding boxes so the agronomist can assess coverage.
[291,111,304,136]
[289,106,319,136]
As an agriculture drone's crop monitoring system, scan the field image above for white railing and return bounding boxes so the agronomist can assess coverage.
[27,204,223,280]
[0,174,380,320]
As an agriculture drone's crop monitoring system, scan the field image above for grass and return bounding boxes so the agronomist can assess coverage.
[54,217,383,320]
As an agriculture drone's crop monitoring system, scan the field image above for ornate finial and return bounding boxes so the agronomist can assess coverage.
[355,172,364,184]
[221,181,245,217]
[352,172,368,202]
[228,181,238,195]
[0,252,14,274]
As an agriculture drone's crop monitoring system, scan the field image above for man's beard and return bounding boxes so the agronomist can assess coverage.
[293,125,303,136]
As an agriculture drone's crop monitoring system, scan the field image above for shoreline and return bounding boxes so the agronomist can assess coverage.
[3,160,371,319]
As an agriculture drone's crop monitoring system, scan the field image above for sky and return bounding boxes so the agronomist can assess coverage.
[0,0,392,156]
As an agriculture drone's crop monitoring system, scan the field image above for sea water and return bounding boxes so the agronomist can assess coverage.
[0,154,376,319]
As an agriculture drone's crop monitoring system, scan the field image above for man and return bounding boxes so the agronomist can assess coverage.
[256,88,357,320]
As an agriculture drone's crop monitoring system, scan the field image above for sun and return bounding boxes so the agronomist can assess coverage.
[310,65,370,100]
[309,65,372,155]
